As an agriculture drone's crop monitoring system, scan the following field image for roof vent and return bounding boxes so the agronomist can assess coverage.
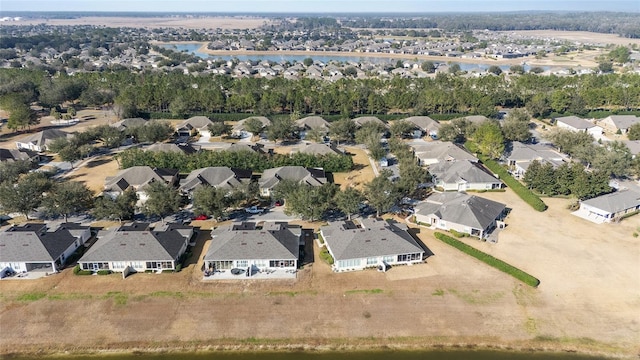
[140,243,145,246]
[241,242,247,245]
[257,242,263,245]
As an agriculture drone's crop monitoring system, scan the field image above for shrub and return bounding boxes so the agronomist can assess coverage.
[97,270,112,275]
[449,229,468,238]
[319,247,334,265]
[73,264,80,274]
[73,265,93,275]
[175,263,182,272]
[434,232,540,287]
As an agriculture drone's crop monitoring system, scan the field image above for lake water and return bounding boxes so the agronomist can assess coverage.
[161,43,545,72]
[12,350,607,360]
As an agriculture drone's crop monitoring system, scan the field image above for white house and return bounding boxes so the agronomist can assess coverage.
[258,166,327,197]
[0,223,91,276]
[430,160,503,191]
[574,190,640,224]
[78,222,194,273]
[410,141,478,166]
[597,115,640,134]
[555,116,603,137]
[320,218,424,272]
[103,166,179,204]
[15,129,72,152]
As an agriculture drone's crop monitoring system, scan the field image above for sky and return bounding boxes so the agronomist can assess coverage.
[1,0,639,13]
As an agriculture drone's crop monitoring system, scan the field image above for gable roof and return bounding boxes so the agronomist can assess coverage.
[581,190,640,214]
[320,218,423,261]
[205,222,299,261]
[352,116,386,128]
[0,223,88,263]
[623,140,640,156]
[179,167,252,193]
[411,141,477,163]
[555,116,597,130]
[507,142,566,163]
[232,116,272,132]
[0,148,37,162]
[176,116,214,131]
[601,115,640,130]
[110,117,148,131]
[415,192,506,230]
[402,116,441,132]
[296,116,329,130]
[104,166,178,192]
[295,143,341,155]
[16,129,71,149]
[258,166,327,190]
[144,143,200,154]
[79,222,192,262]
[430,160,502,185]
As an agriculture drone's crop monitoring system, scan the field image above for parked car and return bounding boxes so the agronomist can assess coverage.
[244,206,265,214]
[274,200,283,206]
[192,214,208,221]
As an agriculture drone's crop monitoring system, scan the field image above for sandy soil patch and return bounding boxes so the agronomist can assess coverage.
[17,16,270,30]
[63,155,120,194]
[332,146,376,190]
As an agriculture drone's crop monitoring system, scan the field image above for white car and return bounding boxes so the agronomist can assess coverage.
[244,206,265,214]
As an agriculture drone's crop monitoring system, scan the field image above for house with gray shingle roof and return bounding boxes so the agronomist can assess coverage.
[505,141,567,179]
[574,190,640,224]
[555,116,603,137]
[414,192,507,239]
[179,167,252,195]
[320,218,424,272]
[110,117,148,132]
[292,142,342,156]
[402,116,441,138]
[598,115,640,134]
[0,223,91,276]
[430,160,503,191]
[175,116,215,137]
[203,222,301,277]
[144,143,200,154]
[296,116,330,131]
[104,166,178,203]
[78,222,193,273]
[16,129,72,152]
[258,166,327,197]
[0,148,39,163]
[231,116,271,137]
[352,116,387,128]
[410,141,478,166]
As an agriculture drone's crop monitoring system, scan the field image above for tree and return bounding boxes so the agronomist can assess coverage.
[397,160,430,196]
[285,183,337,221]
[58,145,82,164]
[267,117,295,143]
[390,120,415,138]
[608,46,630,65]
[334,187,364,220]
[192,186,230,220]
[0,172,52,218]
[448,63,461,74]
[487,65,502,75]
[67,106,76,117]
[142,181,181,222]
[473,121,505,159]
[207,122,231,137]
[94,125,125,148]
[364,170,400,216]
[303,57,314,67]
[628,123,640,141]
[547,129,594,156]
[421,61,436,73]
[438,118,474,143]
[7,103,36,130]
[0,160,32,184]
[592,141,632,177]
[244,117,266,138]
[330,118,357,145]
[525,93,550,118]
[92,189,137,222]
[137,121,174,143]
[509,65,525,74]
[43,181,94,222]
[501,108,531,142]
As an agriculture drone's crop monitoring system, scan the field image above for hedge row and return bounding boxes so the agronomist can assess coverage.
[434,232,540,287]
[481,157,547,212]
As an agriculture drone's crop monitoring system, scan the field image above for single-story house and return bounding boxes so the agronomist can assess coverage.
[352,116,387,128]
[402,116,441,138]
[231,116,271,138]
[204,222,301,276]
[555,116,603,137]
[175,116,214,137]
[292,142,342,156]
[295,116,330,136]
[110,117,148,132]
[179,167,252,195]
[104,166,179,203]
[213,142,265,154]
[320,218,424,272]
[623,140,640,158]
[258,166,327,197]
[575,190,640,224]
[505,141,567,179]
[144,143,200,154]
[414,192,507,239]
[0,148,40,163]
[430,160,503,191]
[597,115,640,134]
[0,223,91,275]
[15,129,72,152]
[410,141,478,166]
[78,222,194,273]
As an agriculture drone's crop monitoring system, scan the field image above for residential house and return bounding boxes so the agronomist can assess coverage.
[430,160,503,191]
[204,222,301,277]
[144,143,200,155]
[320,218,424,272]
[231,116,271,138]
[402,116,441,138]
[258,166,327,197]
[78,222,194,273]
[410,141,478,166]
[16,129,72,152]
[0,148,39,163]
[598,115,640,134]
[110,117,148,132]
[505,141,567,179]
[623,140,640,158]
[352,116,387,128]
[0,223,91,275]
[555,116,603,137]
[175,116,214,137]
[295,116,330,138]
[292,143,342,156]
[179,167,252,195]
[414,192,507,239]
[103,166,179,203]
[574,190,640,224]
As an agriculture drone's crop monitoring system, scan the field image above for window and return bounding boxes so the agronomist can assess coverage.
[213,261,233,270]
[366,257,378,265]
[236,260,248,268]
[337,258,360,268]
[397,253,421,262]
[383,256,394,263]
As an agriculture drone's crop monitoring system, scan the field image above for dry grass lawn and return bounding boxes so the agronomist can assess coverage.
[333,146,376,190]
[64,155,120,194]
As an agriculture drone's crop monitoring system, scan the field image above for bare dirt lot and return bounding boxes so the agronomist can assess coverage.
[501,30,640,46]
[1,187,639,358]
[17,16,270,30]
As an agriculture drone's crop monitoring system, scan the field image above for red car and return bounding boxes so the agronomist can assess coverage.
[192,214,208,221]
[274,200,283,206]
